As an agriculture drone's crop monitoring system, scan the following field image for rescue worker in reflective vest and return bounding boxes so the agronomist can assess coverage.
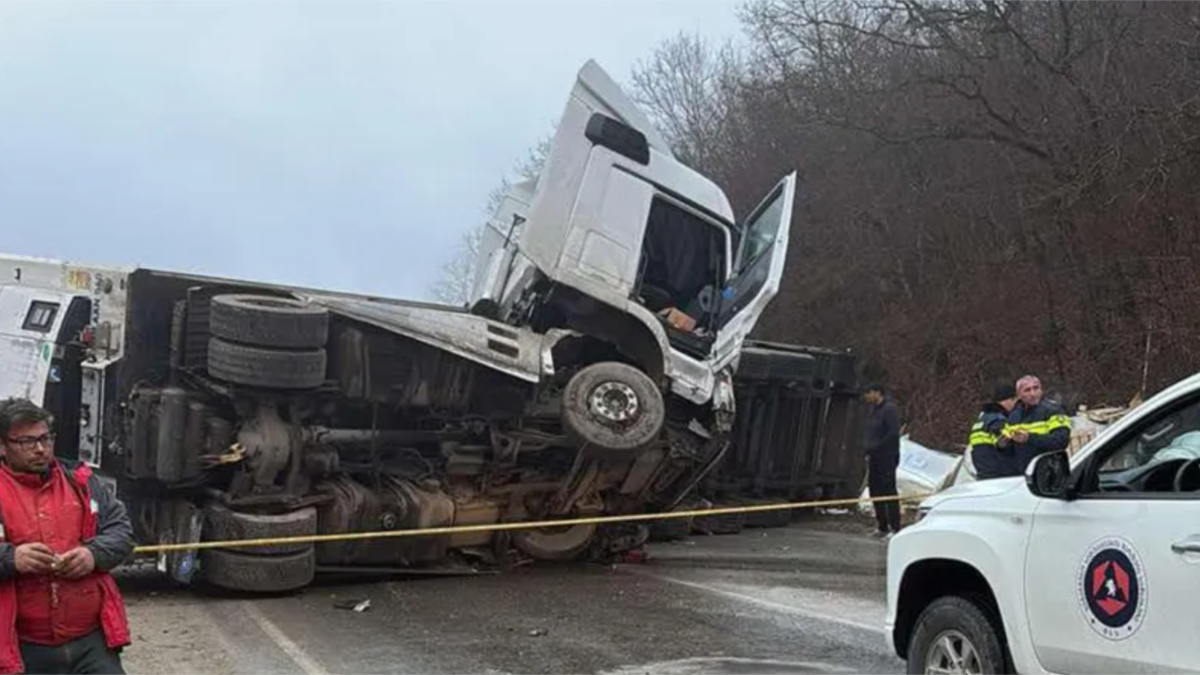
[1005,375,1072,474]
[0,398,134,674]
[967,383,1020,480]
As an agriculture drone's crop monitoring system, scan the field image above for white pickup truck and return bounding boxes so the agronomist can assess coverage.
[886,371,1200,673]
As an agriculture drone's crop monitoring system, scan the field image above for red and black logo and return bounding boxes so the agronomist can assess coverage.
[1083,548,1140,629]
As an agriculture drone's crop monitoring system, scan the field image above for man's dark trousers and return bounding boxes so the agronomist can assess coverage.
[19,630,125,674]
[869,449,901,533]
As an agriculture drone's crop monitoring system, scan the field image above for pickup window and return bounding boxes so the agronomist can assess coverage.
[22,301,59,333]
[1091,391,1200,495]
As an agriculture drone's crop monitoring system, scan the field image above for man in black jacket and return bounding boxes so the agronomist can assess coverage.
[861,383,901,537]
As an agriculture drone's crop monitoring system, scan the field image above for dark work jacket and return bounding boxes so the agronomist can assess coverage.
[1007,399,1072,472]
[863,396,901,465]
[969,403,1019,480]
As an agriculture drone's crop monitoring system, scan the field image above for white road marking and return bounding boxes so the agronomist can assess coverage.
[597,656,856,675]
[623,567,886,635]
[239,601,327,675]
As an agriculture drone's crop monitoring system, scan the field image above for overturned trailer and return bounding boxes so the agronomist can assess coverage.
[650,341,865,537]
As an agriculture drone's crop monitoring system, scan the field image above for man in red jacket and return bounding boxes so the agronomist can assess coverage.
[0,398,134,674]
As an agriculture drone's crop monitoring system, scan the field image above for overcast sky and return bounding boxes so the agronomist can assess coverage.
[0,0,744,301]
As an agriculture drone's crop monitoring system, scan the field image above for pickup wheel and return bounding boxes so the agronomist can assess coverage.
[906,595,1008,675]
[207,337,327,390]
[562,362,665,452]
[210,294,329,349]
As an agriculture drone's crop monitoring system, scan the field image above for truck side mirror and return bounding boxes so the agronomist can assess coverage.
[1025,450,1071,500]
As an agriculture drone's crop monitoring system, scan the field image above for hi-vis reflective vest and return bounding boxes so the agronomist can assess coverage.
[967,410,1008,452]
[1004,413,1073,443]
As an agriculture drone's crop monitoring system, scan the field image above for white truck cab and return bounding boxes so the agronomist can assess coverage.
[471,59,797,409]
[887,371,1200,674]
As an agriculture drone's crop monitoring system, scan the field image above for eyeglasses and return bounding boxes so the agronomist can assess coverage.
[3,433,55,452]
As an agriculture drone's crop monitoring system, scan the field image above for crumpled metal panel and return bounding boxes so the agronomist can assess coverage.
[297,293,546,383]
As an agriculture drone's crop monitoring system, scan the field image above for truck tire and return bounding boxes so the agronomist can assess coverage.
[210,294,329,349]
[513,523,597,562]
[207,337,326,389]
[199,548,316,593]
[203,504,317,556]
[647,515,693,542]
[906,595,1009,675]
[693,510,745,535]
[562,362,665,452]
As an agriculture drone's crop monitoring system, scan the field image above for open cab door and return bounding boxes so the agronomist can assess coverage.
[711,171,798,369]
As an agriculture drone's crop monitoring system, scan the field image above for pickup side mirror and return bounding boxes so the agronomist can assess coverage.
[1025,450,1072,500]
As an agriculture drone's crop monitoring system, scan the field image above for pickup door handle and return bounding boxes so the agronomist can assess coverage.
[1170,538,1200,554]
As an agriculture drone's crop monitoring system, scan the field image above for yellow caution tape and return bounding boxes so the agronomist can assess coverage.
[133,492,933,555]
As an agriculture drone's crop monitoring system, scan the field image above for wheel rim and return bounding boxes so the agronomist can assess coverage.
[588,381,640,426]
[924,629,983,675]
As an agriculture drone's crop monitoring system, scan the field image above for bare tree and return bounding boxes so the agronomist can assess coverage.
[428,134,554,306]
[629,32,747,176]
[625,0,1200,446]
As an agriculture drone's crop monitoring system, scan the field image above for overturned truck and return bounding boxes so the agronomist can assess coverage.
[0,59,838,593]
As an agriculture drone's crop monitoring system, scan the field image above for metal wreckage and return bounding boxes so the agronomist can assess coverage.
[0,60,864,593]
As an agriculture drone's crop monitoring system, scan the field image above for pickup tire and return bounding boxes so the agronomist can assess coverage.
[207,337,327,389]
[198,548,316,593]
[203,504,318,556]
[906,595,1008,675]
[210,294,329,349]
[562,362,665,452]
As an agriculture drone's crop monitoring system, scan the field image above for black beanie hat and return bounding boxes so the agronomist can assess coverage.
[993,383,1016,402]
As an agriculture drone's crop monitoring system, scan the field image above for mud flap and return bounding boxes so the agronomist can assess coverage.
[155,500,203,586]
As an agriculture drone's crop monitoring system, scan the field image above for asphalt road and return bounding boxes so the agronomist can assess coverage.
[119,517,903,675]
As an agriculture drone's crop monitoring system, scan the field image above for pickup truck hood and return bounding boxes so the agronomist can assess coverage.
[923,476,1023,509]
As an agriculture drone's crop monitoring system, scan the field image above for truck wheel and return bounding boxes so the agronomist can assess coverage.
[210,294,329,350]
[693,510,745,535]
[648,515,693,542]
[203,505,317,556]
[207,337,326,389]
[513,523,597,561]
[199,548,315,593]
[906,596,1008,675]
[562,362,665,452]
